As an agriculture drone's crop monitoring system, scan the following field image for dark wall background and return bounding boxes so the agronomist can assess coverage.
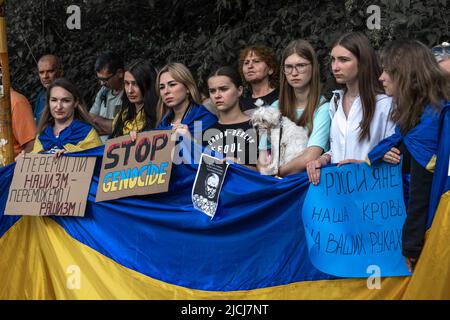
[5,0,450,107]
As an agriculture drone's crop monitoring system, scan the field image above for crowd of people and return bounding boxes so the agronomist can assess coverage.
[8,32,450,272]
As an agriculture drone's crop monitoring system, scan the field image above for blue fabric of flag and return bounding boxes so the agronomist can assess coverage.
[368,105,442,170]
[0,143,336,291]
[428,102,450,227]
[157,103,217,134]
[368,103,446,227]
[37,119,95,151]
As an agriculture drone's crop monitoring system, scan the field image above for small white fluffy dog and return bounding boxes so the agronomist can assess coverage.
[251,107,308,175]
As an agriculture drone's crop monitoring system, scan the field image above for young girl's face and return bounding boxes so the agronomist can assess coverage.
[331,45,359,85]
[379,69,396,97]
[49,86,76,125]
[284,53,312,90]
[207,75,243,112]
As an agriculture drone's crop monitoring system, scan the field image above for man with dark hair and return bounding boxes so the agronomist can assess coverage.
[90,51,124,142]
[34,54,63,125]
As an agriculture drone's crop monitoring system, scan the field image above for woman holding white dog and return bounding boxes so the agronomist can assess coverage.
[203,66,258,168]
[258,39,331,177]
[306,32,395,185]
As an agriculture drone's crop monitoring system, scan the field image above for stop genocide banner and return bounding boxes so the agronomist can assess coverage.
[96,130,175,202]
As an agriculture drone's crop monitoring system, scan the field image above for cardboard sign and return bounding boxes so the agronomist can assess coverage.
[96,130,174,202]
[192,154,229,218]
[5,154,96,217]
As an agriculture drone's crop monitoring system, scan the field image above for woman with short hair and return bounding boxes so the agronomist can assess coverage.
[239,45,279,114]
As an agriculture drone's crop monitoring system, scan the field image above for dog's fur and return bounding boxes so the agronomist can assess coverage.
[251,107,308,175]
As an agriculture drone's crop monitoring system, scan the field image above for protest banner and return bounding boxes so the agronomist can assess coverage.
[96,130,174,202]
[302,161,411,277]
[5,153,95,216]
[192,153,229,218]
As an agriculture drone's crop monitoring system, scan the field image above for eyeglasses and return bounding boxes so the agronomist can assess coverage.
[283,63,311,74]
[432,42,450,62]
[97,71,117,82]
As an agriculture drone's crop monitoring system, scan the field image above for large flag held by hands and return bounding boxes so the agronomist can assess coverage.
[0,134,449,299]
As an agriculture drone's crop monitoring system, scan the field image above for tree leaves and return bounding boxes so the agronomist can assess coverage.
[4,0,450,105]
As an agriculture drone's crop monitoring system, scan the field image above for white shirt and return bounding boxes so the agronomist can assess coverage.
[328,90,395,162]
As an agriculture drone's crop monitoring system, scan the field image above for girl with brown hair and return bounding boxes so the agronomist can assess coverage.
[266,39,331,176]
[370,39,450,272]
[33,78,102,155]
[307,32,395,184]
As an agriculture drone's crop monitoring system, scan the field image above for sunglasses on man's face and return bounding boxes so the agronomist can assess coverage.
[97,71,117,82]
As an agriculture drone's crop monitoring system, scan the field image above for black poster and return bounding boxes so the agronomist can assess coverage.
[192,154,229,218]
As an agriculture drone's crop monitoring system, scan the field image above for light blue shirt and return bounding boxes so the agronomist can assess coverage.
[259,97,331,151]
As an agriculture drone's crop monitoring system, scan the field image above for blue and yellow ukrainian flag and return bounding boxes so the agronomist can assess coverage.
[1,138,449,299]
[33,119,102,153]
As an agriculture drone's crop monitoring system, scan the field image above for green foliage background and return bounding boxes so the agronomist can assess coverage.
[5,0,450,106]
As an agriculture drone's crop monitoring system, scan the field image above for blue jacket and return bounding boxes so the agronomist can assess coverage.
[157,103,217,135]
[33,90,46,125]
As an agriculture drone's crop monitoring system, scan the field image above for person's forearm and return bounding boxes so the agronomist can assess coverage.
[278,147,324,177]
[278,156,307,176]
[94,116,113,135]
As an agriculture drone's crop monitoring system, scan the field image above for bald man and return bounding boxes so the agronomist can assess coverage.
[33,54,63,125]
